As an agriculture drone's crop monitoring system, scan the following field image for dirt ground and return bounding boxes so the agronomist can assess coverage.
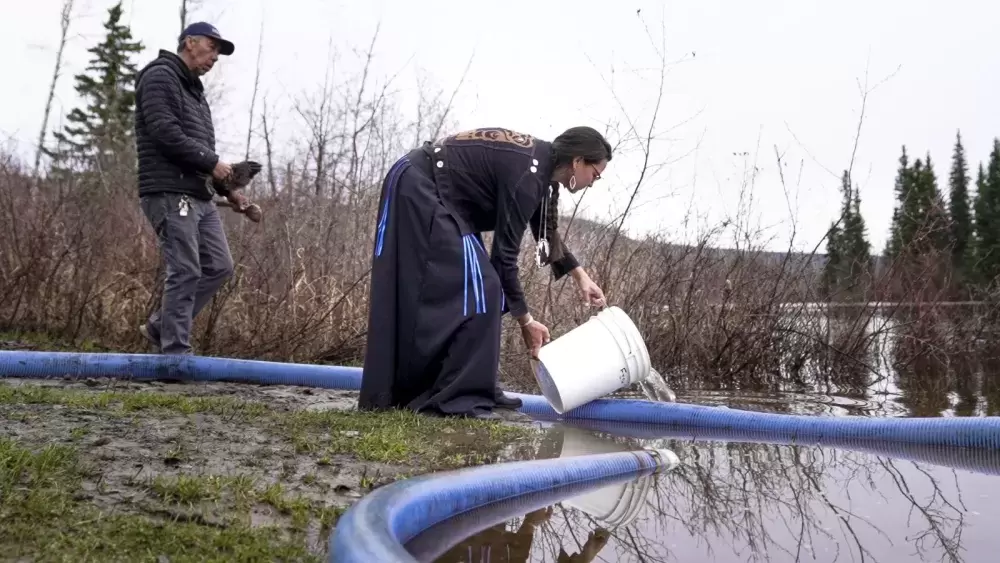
[0,336,542,562]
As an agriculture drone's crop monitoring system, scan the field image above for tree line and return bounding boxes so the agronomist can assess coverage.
[822,131,1000,302]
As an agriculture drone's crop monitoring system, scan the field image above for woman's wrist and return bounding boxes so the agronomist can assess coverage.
[516,313,533,327]
[569,266,587,283]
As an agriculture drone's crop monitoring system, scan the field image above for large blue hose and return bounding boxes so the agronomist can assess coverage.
[2,350,1000,450]
[328,448,679,562]
[3,349,1000,561]
[544,419,1000,476]
[0,350,362,389]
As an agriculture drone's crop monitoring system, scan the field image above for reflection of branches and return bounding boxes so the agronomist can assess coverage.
[508,434,976,563]
[800,455,883,562]
[879,459,965,563]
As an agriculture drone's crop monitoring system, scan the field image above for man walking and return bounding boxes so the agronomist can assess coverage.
[133,22,247,355]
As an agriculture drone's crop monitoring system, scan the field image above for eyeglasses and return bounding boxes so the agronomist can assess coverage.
[590,164,602,182]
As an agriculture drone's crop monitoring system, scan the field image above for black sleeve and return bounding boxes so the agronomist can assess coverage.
[137,67,219,174]
[490,168,543,319]
[528,185,580,280]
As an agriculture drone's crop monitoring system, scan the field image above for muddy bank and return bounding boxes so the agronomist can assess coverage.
[0,372,542,561]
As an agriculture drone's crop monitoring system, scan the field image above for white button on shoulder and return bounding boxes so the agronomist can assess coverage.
[532,159,539,166]
[436,161,443,168]
[530,166,538,173]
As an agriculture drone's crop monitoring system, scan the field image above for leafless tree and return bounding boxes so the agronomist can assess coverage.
[33,0,75,182]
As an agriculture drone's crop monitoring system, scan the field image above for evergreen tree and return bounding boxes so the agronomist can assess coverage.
[915,154,952,255]
[842,182,872,283]
[949,131,972,275]
[972,140,1000,287]
[889,150,951,258]
[45,1,144,175]
[886,147,914,258]
[822,170,872,298]
[822,221,842,296]
[970,163,987,276]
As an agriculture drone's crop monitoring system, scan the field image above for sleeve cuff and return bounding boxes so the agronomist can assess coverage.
[506,298,529,319]
[550,251,580,280]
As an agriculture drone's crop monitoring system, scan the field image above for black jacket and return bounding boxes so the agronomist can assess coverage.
[133,50,229,200]
[415,128,580,318]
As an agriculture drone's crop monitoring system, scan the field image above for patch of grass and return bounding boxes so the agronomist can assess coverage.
[148,472,345,531]
[1,382,538,471]
[0,437,321,562]
[0,383,539,559]
[0,329,109,352]
[285,408,534,469]
[0,385,269,419]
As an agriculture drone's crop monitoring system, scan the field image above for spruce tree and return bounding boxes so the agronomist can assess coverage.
[973,140,1000,287]
[886,147,914,258]
[822,170,872,298]
[949,131,972,276]
[970,164,987,280]
[45,1,144,176]
[843,183,872,285]
[822,221,842,296]
[916,154,952,255]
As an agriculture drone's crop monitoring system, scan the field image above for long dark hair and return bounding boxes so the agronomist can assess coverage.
[538,127,612,265]
[550,126,613,169]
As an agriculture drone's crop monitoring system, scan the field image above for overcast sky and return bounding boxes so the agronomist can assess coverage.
[4,0,999,253]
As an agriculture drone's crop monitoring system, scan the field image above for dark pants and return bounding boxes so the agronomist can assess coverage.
[140,192,234,355]
[358,154,505,417]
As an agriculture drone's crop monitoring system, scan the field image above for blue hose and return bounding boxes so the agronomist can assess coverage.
[508,392,1000,449]
[328,448,679,562]
[543,419,1000,477]
[0,350,362,390]
[3,349,1000,561]
[2,350,999,450]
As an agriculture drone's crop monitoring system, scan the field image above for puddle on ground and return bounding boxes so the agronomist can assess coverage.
[407,420,1000,563]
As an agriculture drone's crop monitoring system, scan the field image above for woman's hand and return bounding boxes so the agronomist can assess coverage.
[570,267,606,307]
[518,314,550,358]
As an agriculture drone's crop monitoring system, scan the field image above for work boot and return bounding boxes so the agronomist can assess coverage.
[138,323,161,353]
[494,393,523,410]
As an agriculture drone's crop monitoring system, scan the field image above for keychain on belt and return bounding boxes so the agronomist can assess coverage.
[179,195,190,217]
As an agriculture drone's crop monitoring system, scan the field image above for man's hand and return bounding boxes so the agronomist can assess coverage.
[227,160,263,189]
[213,161,232,182]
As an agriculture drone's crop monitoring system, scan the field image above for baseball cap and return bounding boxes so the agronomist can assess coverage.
[180,22,234,56]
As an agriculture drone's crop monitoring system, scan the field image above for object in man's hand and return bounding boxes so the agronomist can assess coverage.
[215,200,264,223]
[241,202,263,223]
[225,160,263,189]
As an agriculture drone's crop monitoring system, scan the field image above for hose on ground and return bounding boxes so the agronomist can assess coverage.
[2,350,999,450]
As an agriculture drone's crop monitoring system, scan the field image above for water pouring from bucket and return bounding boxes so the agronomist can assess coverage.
[532,306,675,414]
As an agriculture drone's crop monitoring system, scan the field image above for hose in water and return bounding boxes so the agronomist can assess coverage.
[328,448,680,562]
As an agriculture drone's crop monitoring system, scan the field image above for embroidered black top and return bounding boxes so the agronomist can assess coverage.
[419,127,580,318]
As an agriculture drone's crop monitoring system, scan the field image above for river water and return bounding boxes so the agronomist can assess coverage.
[409,306,1000,562]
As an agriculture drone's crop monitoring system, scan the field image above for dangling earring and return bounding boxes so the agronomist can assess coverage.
[568,174,577,190]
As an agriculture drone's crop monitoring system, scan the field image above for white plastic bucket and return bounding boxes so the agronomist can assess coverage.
[534,306,651,414]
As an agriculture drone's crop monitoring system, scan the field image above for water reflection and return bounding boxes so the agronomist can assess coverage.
[622,306,1000,419]
[411,422,1000,563]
